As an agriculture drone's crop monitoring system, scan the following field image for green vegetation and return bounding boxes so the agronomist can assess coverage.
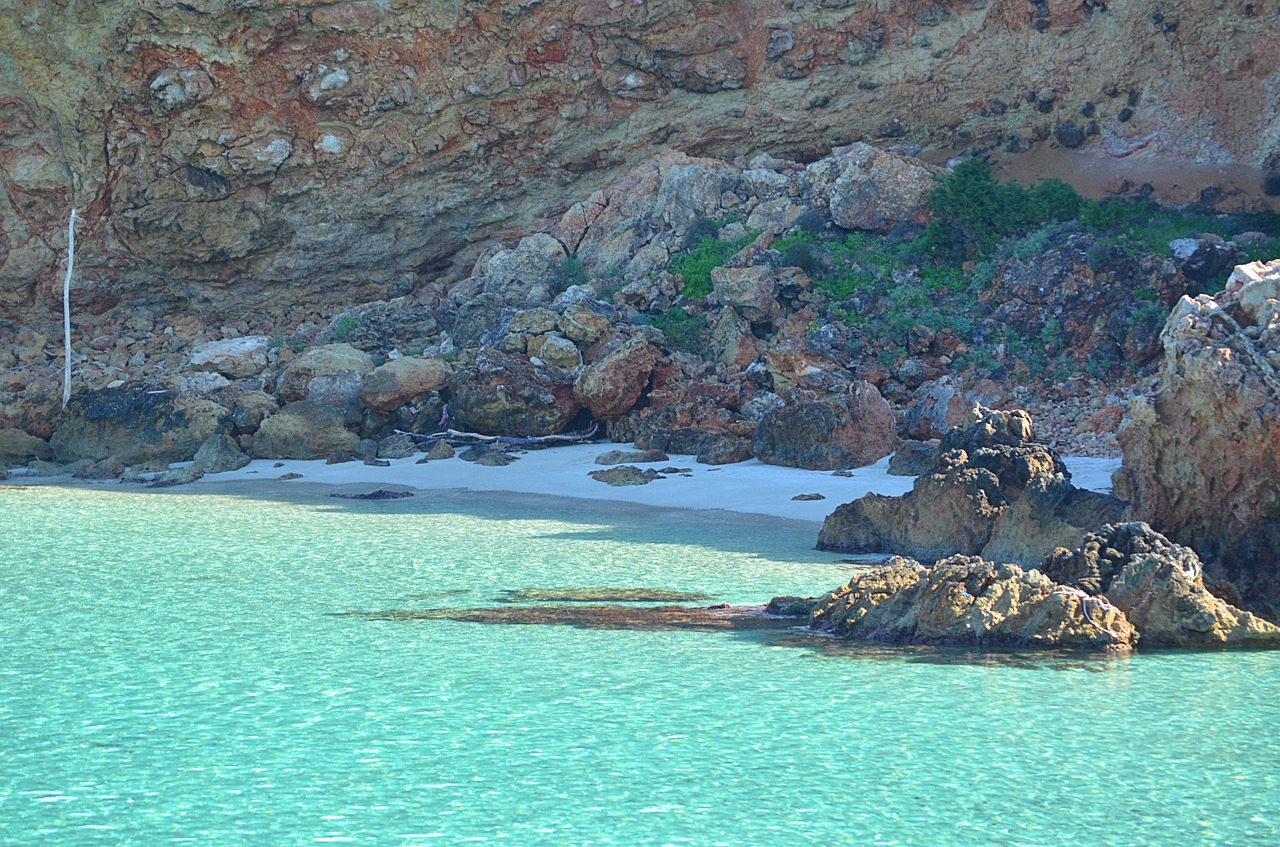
[558,256,587,294]
[670,221,758,299]
[638,307,708,356]
[332,314,363,341]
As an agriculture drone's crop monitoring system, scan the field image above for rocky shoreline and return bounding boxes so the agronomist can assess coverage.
[6,142,1280,649]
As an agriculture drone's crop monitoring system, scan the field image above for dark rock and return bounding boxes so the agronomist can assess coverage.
[253,400,359,460]
[696,435,754,465]
[50,386,228,465]
[191,433,251,474]
[595,448,669,465]
[450,348,580,437]
[496,587,712,603]
[376,433,418,460]
[792,493,825,501]
[588,465,664,486]
[887,440,939,476]
[363,458,392,467]
[329,489,415,500]
[753,384,896,471]
[340,603,785,632]
[72,457,126,480]
[765,596,817,617]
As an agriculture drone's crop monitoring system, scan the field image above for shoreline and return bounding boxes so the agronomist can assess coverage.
[9,444,1121,525]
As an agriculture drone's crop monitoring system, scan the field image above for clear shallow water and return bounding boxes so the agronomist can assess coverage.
[1,483,1277,847]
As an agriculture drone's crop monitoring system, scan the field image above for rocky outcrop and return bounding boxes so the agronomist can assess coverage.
[1115,260,1280,615]
[449,348,579,437]
[573,336,660,420]
[818,406,1122,564]
[252,400,359,460]
[191,432,252,475]
[276,344,376,404]
[358,356,452,414]
[49,386,227,465]
[4,2,1273,325]
[810,556,1136,650]
[752,382,895,470]
[1041,523,1280,648]
[0,428,52,465]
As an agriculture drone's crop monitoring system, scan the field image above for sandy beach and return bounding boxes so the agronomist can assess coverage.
[160,445,1124,524]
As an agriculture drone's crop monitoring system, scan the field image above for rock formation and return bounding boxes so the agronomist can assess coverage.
[2,1,1276,325]
[810,555,1137,650]
[818,405,1123,563]
[1115,259,1280,615]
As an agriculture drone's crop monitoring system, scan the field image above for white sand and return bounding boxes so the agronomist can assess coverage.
[195,445,1121,525]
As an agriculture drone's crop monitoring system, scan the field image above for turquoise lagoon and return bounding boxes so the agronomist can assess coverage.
[1,482,1277,846]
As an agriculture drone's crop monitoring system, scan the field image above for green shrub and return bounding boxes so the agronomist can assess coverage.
[333,314,363,341]
[558,256,587,293]
[649,307,708,355]
[671,228,756,299]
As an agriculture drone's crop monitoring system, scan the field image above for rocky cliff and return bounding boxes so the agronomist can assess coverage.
[3,0,1277,324]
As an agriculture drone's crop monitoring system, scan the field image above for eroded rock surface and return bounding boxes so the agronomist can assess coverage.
[810,556,1136,650]
[1115,260,1280,615]
[818,405,1122,564]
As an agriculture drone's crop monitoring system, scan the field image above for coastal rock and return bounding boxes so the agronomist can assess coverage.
[376,433,417,460]
[252,400,359,460]
[573,336,660,419]
[71,457,126,480]
[708,265,781,324]
[424,440,456,461]
[450,349,579,437]
[359,357,452,414]
[1041,523,1280,648]
[189,336,271,379]
[1114,260,1280,613]
[753,383,896,470]
[313,297,441,355]
[809,556,1136,650]
[191,433,251,475]
[901,377,1003,441]
[276,344,376,404]
[50,386,228,465]
[0,429,52,464]
[229,391,280,436]
[818,406,1122,564]
[589,465,663,486]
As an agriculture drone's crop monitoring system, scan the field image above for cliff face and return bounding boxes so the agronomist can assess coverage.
[2,0,1277,323]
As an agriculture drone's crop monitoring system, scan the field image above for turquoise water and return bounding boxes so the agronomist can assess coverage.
[1,483,1278,846]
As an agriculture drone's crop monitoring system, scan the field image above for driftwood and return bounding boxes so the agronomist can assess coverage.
[395,423,600,449]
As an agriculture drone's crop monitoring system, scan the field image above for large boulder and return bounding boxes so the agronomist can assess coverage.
[826,143,941,233]
[189,336,271,379]
[276,344,375,404]
[252,400,359,460]
[573,336,660,419]
[818,406,1122,563]
[0,429,52,464]
[50,386,228,465]
[1114,260,1280,614]
[449,348,579,436]
[809,556,1136,650]
[752,383,896,470]
[1041,523,1280,648]
[191,432,252,474]
[359,357,452,414]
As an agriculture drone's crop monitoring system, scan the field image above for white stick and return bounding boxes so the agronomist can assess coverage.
[62,208,76,407]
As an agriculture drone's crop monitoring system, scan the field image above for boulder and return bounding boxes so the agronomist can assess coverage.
[229,391,279,435]
[72,457,126,480]
[1114,260,1280,614]
[189,336,271,379]
[818,406,1123,564]
[0,429,52,464]
[1041,523,1280,648]
[826,143,940,233]
[376,433,418,460]
[529,333,584,372]
[752,383,896,470]
[901,376,1003,441]
[574,336,660,419]
[887,439,938,476]
[359,357,452,414]
[595,448,669,466]
[276,343,375,404]
[191,433,252,474]
[708,265,780,323]
[252,400,359,460]
[313,296,440,354]
[450,348,579,436]
[50,386,228,465]
[809,556,1136,650]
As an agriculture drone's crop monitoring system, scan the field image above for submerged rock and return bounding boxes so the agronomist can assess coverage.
[495,588,712,604]
[810,556,1137,650]
[339,603,788,633]
[329,489,415,501]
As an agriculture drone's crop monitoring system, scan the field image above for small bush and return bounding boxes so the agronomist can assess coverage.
[649,307,708,355]
[671,228,756,300]
[333,314,363,341]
